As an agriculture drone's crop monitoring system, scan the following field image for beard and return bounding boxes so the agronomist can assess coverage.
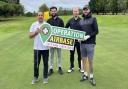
[82,12,91,18]
[52,13,58,18]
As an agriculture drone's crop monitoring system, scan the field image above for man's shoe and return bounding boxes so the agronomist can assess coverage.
[68,68,74,73]
[31,77,38,84]
[48,69,54,76]
[78,68,84,73]
[90,78,96,86]
[80,75,88,82]
[58,67,63,75]
[43,78,48,84]
[80,69,84,73]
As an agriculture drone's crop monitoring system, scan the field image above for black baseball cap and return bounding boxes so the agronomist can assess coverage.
[83,6,90,10]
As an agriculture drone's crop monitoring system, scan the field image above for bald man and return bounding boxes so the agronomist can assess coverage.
[65,7,84,73]
[29,12,49,84]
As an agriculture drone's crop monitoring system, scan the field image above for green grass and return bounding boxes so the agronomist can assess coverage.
[0,15,128,89]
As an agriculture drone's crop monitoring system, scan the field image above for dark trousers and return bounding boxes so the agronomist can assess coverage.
[34,50,49,78]
[70,41,81,69]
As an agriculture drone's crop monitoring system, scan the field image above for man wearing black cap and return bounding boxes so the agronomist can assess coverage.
[79,6,99,86]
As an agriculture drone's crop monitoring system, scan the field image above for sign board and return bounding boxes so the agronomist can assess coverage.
[39,22,85,50]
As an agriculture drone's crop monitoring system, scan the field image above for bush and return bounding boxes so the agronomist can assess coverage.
[0,1,24,17]
[25,12,33,17]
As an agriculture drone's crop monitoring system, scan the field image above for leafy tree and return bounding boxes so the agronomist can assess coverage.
[39,4,49,12]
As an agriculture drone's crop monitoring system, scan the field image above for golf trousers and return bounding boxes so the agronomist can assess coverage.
[49,48,62,69]
[70,41,81,69]
[34,50,49,78]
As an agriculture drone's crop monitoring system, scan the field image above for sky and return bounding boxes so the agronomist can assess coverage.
[20,0,90,12]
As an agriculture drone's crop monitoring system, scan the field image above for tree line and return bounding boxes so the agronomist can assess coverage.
[0,0,24,17]
[89,0,128,15]
[38,1,128,17]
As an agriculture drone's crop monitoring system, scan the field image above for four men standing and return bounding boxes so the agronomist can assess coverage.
[29,6,98,86]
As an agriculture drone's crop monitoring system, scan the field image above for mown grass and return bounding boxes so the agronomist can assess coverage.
[0,15,128,89]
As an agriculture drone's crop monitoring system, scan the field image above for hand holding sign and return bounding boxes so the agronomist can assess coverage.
[79,35,90,41]
[84,35,90,40]
[35,28,41,34]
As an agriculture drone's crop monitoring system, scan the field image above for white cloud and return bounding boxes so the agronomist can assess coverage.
[20,0,44,12]
[20,0,90,12]
[44,0,90,8]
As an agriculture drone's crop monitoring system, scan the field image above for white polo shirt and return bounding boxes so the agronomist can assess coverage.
[29,21,49,50]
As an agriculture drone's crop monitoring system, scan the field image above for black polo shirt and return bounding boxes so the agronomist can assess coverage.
[65,17,81,30]
[47,16,64,27]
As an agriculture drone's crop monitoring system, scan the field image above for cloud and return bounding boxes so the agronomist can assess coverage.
[44,0,90,8]
[20,0,90,12]
[20,0,44,12]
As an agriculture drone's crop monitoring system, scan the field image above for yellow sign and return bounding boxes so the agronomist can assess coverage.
[44,11,49,21]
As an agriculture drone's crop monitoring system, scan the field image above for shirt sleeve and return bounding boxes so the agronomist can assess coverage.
[29,23,35,32]
[90,17,99,36]
[79,20,83,31]
[65,19,70,28]
[60,19,64,27]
